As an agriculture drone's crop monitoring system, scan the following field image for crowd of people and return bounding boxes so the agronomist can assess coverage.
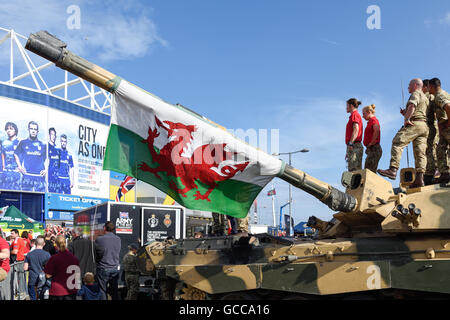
[345,77,450,187]
[0,221,140,300]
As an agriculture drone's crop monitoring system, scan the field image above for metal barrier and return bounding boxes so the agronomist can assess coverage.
[0,261,29,300]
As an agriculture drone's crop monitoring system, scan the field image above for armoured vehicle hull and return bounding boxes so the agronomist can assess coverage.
[137,168,450,300]
[137,232,450,300]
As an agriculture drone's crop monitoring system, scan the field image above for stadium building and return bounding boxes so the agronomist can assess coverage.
[0,28,212,234]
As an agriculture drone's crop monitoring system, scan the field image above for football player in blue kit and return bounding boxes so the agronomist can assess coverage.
[14,121,47,192]
[1,122,21,190]
[47,127,60,193]
[58,134,74,194]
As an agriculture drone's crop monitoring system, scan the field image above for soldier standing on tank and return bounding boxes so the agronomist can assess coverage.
[236,216,249,234]
[362,104,382,173]
[428,78,450,184]
[378,78,429,187]
[122,243,140,300]
[422,79,440,185]
[345,98,364,172]
[211,212,227,236]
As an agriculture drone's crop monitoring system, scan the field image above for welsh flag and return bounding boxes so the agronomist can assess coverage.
[104,80,283,218]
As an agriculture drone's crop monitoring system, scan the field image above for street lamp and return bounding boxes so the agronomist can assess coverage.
[272,148,310,236]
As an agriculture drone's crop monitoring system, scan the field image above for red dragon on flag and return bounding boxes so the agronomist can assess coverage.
[138,116,250,202]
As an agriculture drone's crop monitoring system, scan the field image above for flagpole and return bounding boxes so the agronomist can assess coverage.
[253,200,258,225]
[271,182,276,227]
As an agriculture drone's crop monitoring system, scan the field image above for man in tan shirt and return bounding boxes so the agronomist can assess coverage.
[428,77,450,184]
[423,79,439,185]
[378,78,429,187]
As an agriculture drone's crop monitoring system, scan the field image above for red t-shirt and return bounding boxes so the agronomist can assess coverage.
[363,116,381,147]
[23,238,31,254]
[10,237,25,261]
[345,110,363,144]
[0,237,10,273]
[44,250,80,296]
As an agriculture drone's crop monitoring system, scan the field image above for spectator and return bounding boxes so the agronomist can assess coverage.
[226,215,237,235]
[9,229,27,296]
[68,227,104,279]
[0,234,10,283]
[28,230,33,240]
[43,232,57,256]
[122,243,139,300]
[29,239,37,252]
[44,235,80,300]
[77,272,101,300]
[95,221,121,300]
[194,231,204,239]
[10,229,25,263]
[24,236,50,300]
[21,231,31,254]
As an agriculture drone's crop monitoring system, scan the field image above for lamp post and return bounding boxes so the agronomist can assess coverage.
[273,148,309,236]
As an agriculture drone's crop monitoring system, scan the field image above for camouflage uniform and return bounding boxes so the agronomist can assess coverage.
[347,142,364,172]
[425,92,439,176]
[212,212,227,236]
[122,251,140,300]
[364,144,382,173]
[389,90,429,173]
[434,88,450,175]
[236,215,249,232]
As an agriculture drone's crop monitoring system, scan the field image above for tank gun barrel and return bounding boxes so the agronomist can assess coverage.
[25,31,120,92]
[280,165,357,212]
[25,30,357,213]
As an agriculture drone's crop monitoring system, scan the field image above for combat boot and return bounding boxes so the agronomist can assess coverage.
[436,173,450,184]
[377,167,398,180]
[410,172,424,188]
[424,175,434,186]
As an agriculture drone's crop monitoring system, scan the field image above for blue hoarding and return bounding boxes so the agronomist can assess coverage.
[45,193,108,220]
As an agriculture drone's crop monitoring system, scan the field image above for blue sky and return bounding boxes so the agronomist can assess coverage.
[1,0,450,226]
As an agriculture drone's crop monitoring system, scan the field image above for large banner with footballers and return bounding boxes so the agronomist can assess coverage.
[0,95,110,198]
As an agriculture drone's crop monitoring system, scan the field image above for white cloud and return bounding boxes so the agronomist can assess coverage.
[0,0,167,64]
[440,12,450,25]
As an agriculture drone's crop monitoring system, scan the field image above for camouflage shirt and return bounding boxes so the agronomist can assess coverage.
[425,92,437,125]
[407,90,429,121]
[433,88,450,124]
[122,252,139,274]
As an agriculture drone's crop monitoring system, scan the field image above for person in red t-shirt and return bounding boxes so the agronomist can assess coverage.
[345,98,364,171]
[44,235,80,300]
[10,229,26,262]
[362,104,383,173]
[0,235,10,282]
[21,231,31,254]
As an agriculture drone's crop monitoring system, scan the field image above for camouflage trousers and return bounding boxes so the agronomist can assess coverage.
[236,216,249,232]
[125,274,139,300]
[389,121,428,173]
[346,142,363,172]
[212,212,227,236]
[437,127,450,174]
[425,124,439,175]
[364,144,382,173]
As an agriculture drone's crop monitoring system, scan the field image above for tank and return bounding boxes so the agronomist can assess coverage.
[26,31,450,299]
[134,168,450,300]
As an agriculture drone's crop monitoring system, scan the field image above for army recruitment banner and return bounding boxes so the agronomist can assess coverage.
[0,95,110,198]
